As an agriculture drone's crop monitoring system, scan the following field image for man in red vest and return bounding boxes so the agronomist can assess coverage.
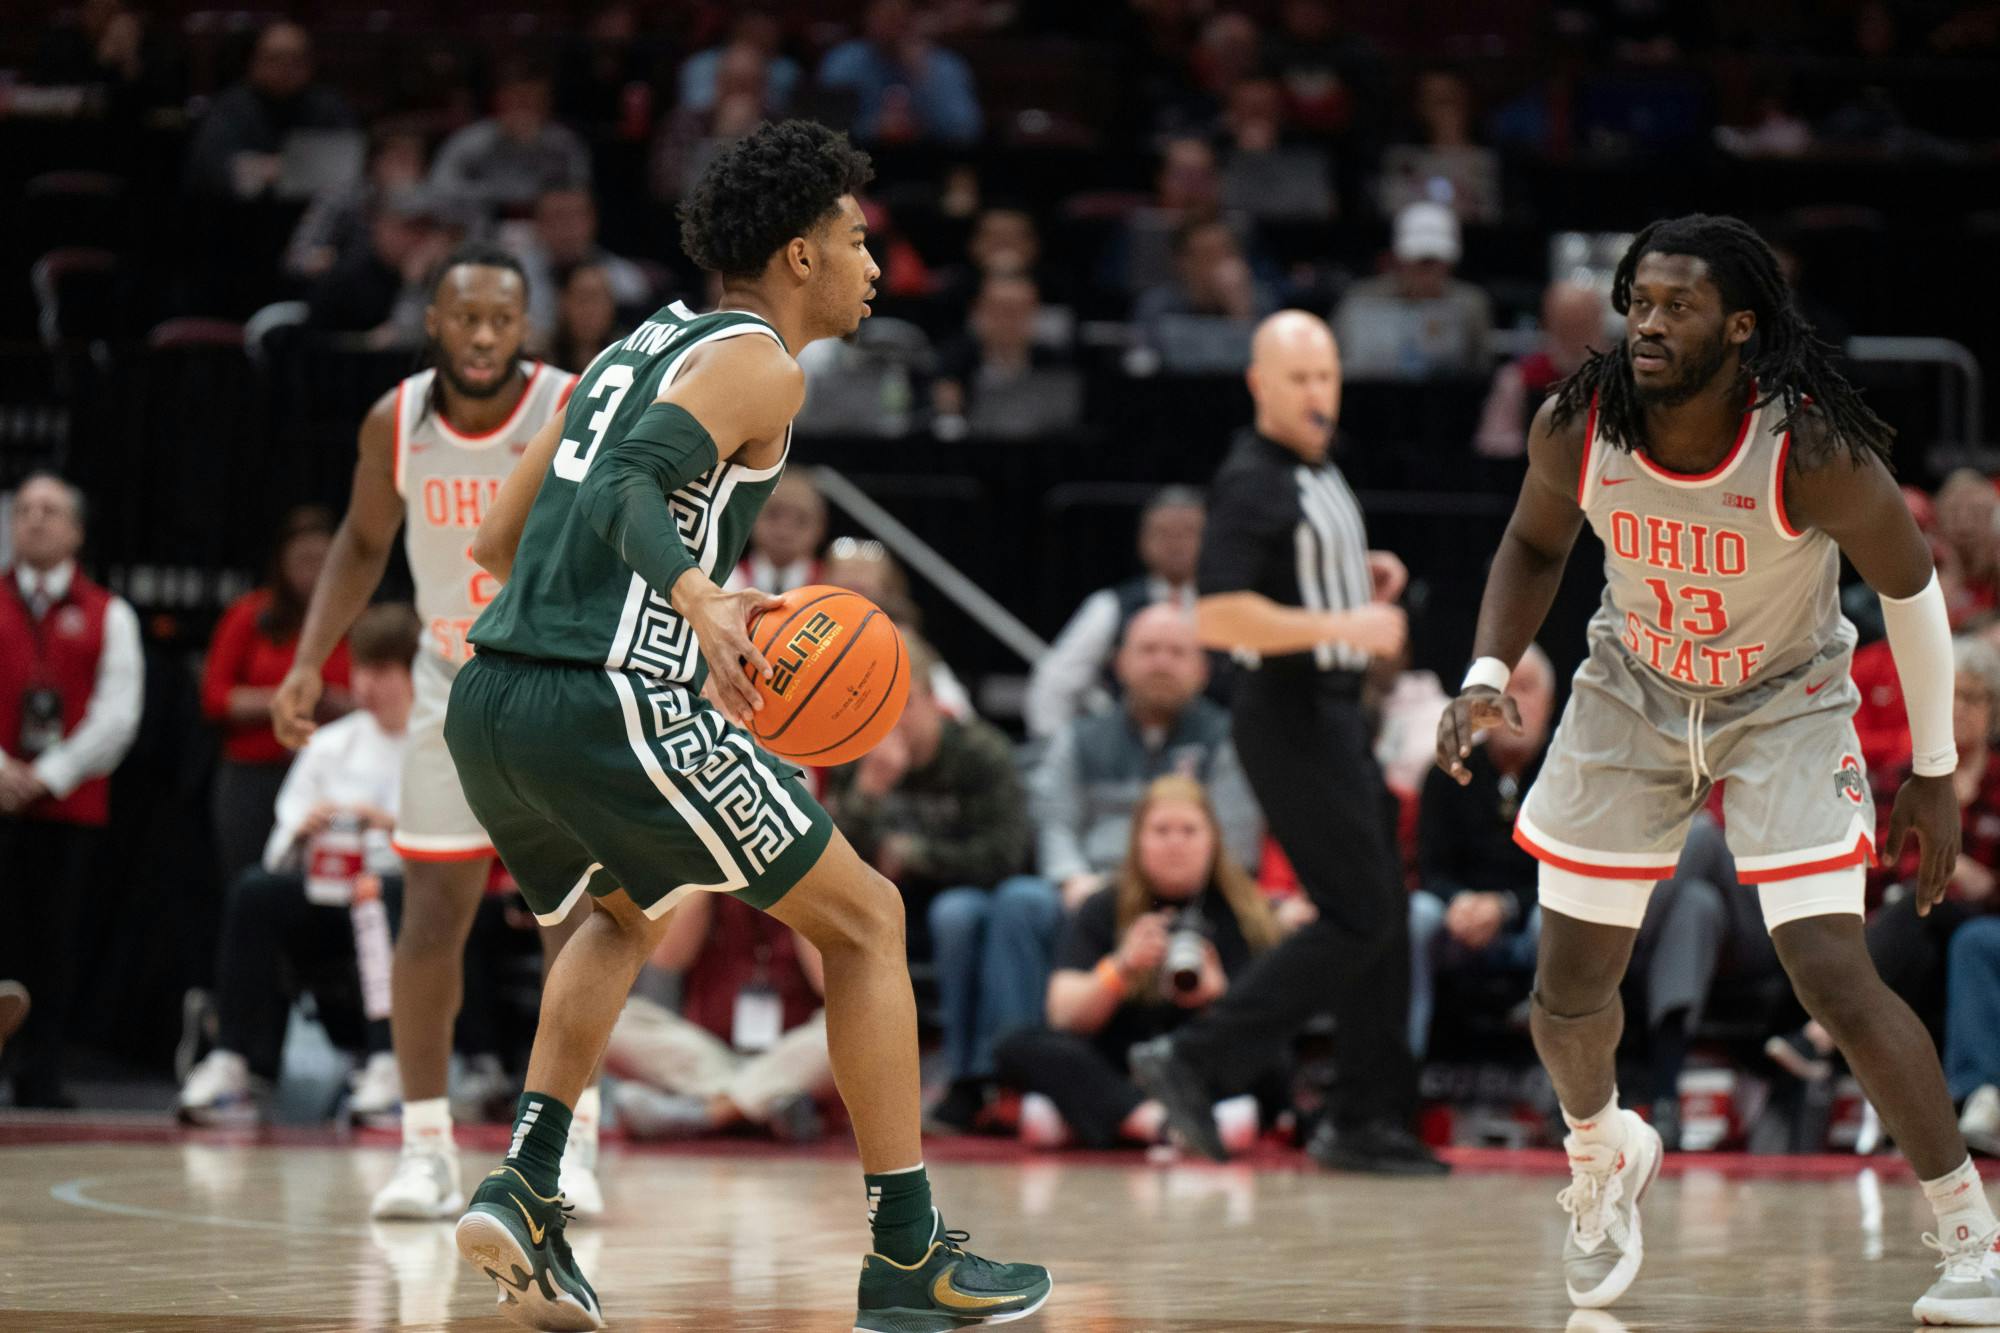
[0,472,143,1107]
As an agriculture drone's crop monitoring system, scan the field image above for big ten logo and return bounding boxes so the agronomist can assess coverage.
[463,544,499,611]
[421,476,502,529]
[767,611,843,698]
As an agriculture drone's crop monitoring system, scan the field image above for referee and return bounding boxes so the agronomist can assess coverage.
[1131,310,1446,1175]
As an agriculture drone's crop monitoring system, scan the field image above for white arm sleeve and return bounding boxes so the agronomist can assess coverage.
[1880,570,1957,778]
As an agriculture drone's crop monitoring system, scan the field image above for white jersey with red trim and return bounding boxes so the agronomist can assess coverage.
[1578,386,1844,695]
[392,361,576,663]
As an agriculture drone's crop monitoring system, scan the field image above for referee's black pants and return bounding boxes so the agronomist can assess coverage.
[1170,673,1419,1129]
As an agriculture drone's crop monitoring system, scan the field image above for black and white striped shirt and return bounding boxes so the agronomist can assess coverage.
[1196,428,1372,673]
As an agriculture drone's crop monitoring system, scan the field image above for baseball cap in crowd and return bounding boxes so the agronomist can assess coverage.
[1393,200,1461,265]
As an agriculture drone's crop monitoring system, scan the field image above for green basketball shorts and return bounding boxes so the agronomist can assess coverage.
[443,651,834,924]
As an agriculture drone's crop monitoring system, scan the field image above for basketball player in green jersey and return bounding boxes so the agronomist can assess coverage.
[442,121,1051,1332]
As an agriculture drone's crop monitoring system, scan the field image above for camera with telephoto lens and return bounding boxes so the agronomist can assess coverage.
[1164,903,1212,994]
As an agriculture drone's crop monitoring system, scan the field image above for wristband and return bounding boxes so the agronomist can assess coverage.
[1095,956,1127,998]
[1461,656,1511,694]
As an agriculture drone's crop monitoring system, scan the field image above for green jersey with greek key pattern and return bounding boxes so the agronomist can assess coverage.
[468,302,791,686]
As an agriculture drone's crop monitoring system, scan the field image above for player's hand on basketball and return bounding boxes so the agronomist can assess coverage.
[271,665,324,749]
[1436,686,1523,786]
[1337,602,1407,658]
[1888,773,1962,915]
[672,574,785,728]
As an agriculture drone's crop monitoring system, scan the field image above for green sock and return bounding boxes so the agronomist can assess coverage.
[504,1091,573,1199]
[865,1164,935,1264]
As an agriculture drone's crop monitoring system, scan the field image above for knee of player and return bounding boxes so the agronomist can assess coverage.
[816,869,907,957]
[1772,918,1870,1021]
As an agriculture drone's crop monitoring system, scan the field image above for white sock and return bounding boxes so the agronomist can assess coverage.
[402,1096,453,1150]
[572,1084,601,1149]
[1562,1093,1627,1154]
[1924,1157,1999,1244]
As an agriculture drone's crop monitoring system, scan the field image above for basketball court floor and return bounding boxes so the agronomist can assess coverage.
[0,1117,1977,1332]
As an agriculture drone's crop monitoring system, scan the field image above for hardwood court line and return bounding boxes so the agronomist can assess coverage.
[49,1173,374,1237]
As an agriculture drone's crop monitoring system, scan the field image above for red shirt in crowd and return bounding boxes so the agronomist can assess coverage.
[201,588,351,765]
[681,895,820,1043]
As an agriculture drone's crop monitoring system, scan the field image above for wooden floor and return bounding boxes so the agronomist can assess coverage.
[0,1123,1974,1332]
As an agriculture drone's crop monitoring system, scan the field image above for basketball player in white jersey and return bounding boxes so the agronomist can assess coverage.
[1437,215,1999,1324]
[270,245,602,1221]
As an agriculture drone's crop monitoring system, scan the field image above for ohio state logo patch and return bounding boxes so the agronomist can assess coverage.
[1834,753,1866,805]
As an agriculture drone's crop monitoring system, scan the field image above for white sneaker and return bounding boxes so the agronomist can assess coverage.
[1962,1086,2000,1157]
[560,1127,605,1220]
[1558,1108,1663,1309]
[370,1145,464,1220]
[176,1050,262,1127]
[1914,1224,2000,1325]
[1019,1093,1073,1149]
[348,1052,402,1128]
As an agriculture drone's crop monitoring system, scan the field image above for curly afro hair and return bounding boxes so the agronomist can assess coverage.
[678,120,875,280]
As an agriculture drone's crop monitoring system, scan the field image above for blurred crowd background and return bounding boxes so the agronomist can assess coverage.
[6,0,2000,1157]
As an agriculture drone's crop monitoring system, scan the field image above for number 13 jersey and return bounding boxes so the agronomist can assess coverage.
[468,303,789,688]
[1578,384,1846,695]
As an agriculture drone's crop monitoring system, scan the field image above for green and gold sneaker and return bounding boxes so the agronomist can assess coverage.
[854,1212,1052,1332]
[454,1165,604,1332]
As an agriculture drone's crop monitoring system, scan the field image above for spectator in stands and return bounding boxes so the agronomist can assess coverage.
[1407,644,1553,1058]
[726,473,826,596]
[428,62,591,220]
[1334,201,1492,380]
[284,125,430,283]
[1379,69,1501,224]
[0,473,143,1108]
[1945,914,2000,1154]
[509,188,652,345]
[0,980,25,1057]
[1628,812,1781,1150]
[303,187,456,348]
[1766,636,2000,1089]
[543,263,627,374]
[821,543,975,719]
[929,207,1043,327]
[32,0,181,120]
[202,506,353,882]
[1121,135,1235,297]
[1936,469,2000,626]
[184,21,357,202]
[931,274,1082,440]
[176,605,416,1125]
[653,41,776,203]
[816,0,983,146]
[1473,281,1610,458]
[1134,217,1277,326]
[676,7,801,116]
[1264,0,1385,140]
[605,892,830,1143]
[1027,487,1206,740]
[820,630,1027,978]
[1032,604,1261,911]
[995,775,1282,1149]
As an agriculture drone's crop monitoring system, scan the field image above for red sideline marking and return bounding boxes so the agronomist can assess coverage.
[6,1117,1983,1184]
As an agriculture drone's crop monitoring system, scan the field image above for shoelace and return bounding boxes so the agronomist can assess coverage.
[1922,1225,2000,1281]
[1556,1162,1625,1250]
[937,1226,1012,1280]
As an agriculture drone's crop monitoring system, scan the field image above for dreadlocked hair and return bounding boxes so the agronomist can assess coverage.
[416,241,529,426]
[1548,214,1894,467]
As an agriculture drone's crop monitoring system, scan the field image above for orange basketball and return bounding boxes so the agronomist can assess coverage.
[744,585,911,768]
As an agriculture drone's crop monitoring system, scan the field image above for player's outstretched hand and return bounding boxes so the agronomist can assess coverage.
[673,574,786,728]
[1435,686,1522,786]
[272,665,324,750]
[1888,772,1962,916]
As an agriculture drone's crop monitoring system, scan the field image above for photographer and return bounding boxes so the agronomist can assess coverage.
[995,776,1280,1149]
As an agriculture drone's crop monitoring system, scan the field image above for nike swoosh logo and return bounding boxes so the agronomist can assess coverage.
[1805,677,1833,696]
[510,1195,547,1246]
[1599,476,1633,487]
[932,1266,1023,1312]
